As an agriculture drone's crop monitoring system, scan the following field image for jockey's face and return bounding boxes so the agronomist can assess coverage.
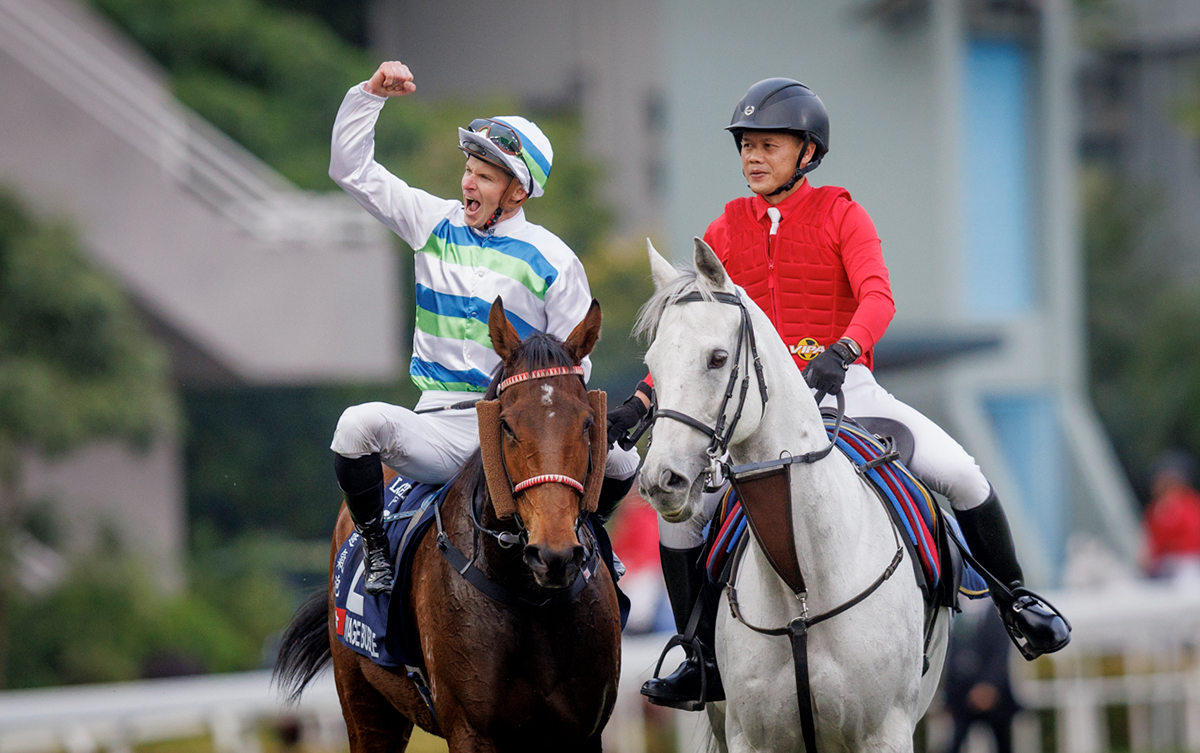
[462,156,526,229]
[739,131,815,200]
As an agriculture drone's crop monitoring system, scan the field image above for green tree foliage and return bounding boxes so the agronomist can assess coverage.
[1084,169,1200,497]
[0,192,176,455]
[0,188,178,687]
[5,544,294,688]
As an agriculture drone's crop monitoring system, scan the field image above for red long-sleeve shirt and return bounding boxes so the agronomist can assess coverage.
[703,180,895,370]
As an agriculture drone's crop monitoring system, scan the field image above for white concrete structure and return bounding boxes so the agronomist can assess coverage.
[0,0,401,587]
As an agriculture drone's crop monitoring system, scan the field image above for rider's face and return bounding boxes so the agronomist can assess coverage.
[462,156,520,228]
[739,131,811,197]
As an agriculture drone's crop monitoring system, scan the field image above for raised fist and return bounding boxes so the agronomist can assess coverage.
[365,61,417,98]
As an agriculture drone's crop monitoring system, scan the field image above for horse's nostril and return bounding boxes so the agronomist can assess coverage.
[572,545,585,567]
[523,545,544,567]
[665,470,689,490]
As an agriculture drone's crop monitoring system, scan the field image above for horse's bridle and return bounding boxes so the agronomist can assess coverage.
[474,365,591,548]
[650,290,843,489]
[650,291,767,490]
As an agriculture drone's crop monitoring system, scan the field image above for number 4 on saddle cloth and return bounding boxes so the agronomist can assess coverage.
[705,413,990,608]
[332,475,629,669]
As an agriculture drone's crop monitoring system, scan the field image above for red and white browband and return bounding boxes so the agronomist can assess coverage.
[512,473,586,494]
[498,366,585,393]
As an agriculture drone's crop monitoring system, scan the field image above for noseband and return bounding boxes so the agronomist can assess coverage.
[651,290,843,489]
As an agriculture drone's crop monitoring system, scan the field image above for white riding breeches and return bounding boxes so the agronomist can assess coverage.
[658,365,991,549]
[332,390,641,486]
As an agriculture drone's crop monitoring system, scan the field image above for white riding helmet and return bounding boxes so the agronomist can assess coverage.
[458,116,554,198]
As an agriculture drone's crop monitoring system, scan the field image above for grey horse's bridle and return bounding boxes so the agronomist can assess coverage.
[649,289,845,490]
[650,291,769,490]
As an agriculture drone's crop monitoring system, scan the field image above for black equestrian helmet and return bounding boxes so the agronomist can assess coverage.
[726,78,830,159]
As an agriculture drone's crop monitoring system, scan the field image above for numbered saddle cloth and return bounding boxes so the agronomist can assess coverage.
[332,474,629,669]
[332,476,445,668]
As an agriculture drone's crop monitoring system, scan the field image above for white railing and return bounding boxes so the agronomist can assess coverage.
[0,634,701,753]
[11,581,1200,753]
[0,670,343,753]
[0,0,379,247]
[1011,580,1200,753]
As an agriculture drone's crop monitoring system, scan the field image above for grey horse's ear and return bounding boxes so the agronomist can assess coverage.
[647,238,679,290]
[694,237,732,291]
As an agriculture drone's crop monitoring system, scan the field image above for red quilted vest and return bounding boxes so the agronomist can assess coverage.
[716,186,874,371]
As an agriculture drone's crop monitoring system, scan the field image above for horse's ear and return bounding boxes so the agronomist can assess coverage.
[488,296,521,360]
[648,238,679,291]
[565,299,602,362]
[694,237,732,291]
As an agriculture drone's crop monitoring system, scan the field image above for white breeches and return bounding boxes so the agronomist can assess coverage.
[659,365,991,549]
[332,390,640,485]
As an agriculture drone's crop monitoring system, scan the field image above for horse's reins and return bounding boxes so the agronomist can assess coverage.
[652,289,903,753]
[651,290,847,490]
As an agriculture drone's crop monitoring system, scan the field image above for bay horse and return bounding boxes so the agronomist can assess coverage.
[635,239,950,752]
[275,298,621,752]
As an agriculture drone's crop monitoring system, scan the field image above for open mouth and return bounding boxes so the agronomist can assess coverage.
[465,198,481,213]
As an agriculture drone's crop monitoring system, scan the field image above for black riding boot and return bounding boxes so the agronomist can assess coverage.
[956,490,1071,659]
[641,544,724,710]
[334,453,394,596]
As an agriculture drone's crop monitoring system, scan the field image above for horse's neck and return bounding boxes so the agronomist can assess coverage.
[731,324,885,598]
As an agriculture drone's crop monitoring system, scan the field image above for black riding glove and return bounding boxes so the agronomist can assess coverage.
[802,340,858,400]
[607,381,651,450]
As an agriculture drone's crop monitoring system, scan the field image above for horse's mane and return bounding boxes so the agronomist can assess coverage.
[632,265,721,344]
[457,329,580,503]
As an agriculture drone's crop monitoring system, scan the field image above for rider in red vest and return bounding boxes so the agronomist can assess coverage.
[610,78,1071,710]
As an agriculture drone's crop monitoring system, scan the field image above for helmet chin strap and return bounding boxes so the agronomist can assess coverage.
[766,134,820,197]
[481,175,520,232]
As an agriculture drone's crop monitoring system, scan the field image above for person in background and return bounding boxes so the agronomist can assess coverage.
[943,598,1021,753]
[1142,449,1200,580]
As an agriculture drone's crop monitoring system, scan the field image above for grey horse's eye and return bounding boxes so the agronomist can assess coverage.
[708,350,728,369]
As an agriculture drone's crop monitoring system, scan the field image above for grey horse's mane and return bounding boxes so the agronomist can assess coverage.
[632,265,722,344]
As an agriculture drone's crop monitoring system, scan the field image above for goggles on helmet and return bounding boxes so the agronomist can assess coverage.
[467,118,523,157]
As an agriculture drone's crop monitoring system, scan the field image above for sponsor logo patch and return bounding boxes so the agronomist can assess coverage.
[789,337,825,361]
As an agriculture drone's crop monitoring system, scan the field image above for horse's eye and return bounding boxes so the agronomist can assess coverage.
[583,416,594,434]
[708,350,728,369]
[500,419,515,439]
